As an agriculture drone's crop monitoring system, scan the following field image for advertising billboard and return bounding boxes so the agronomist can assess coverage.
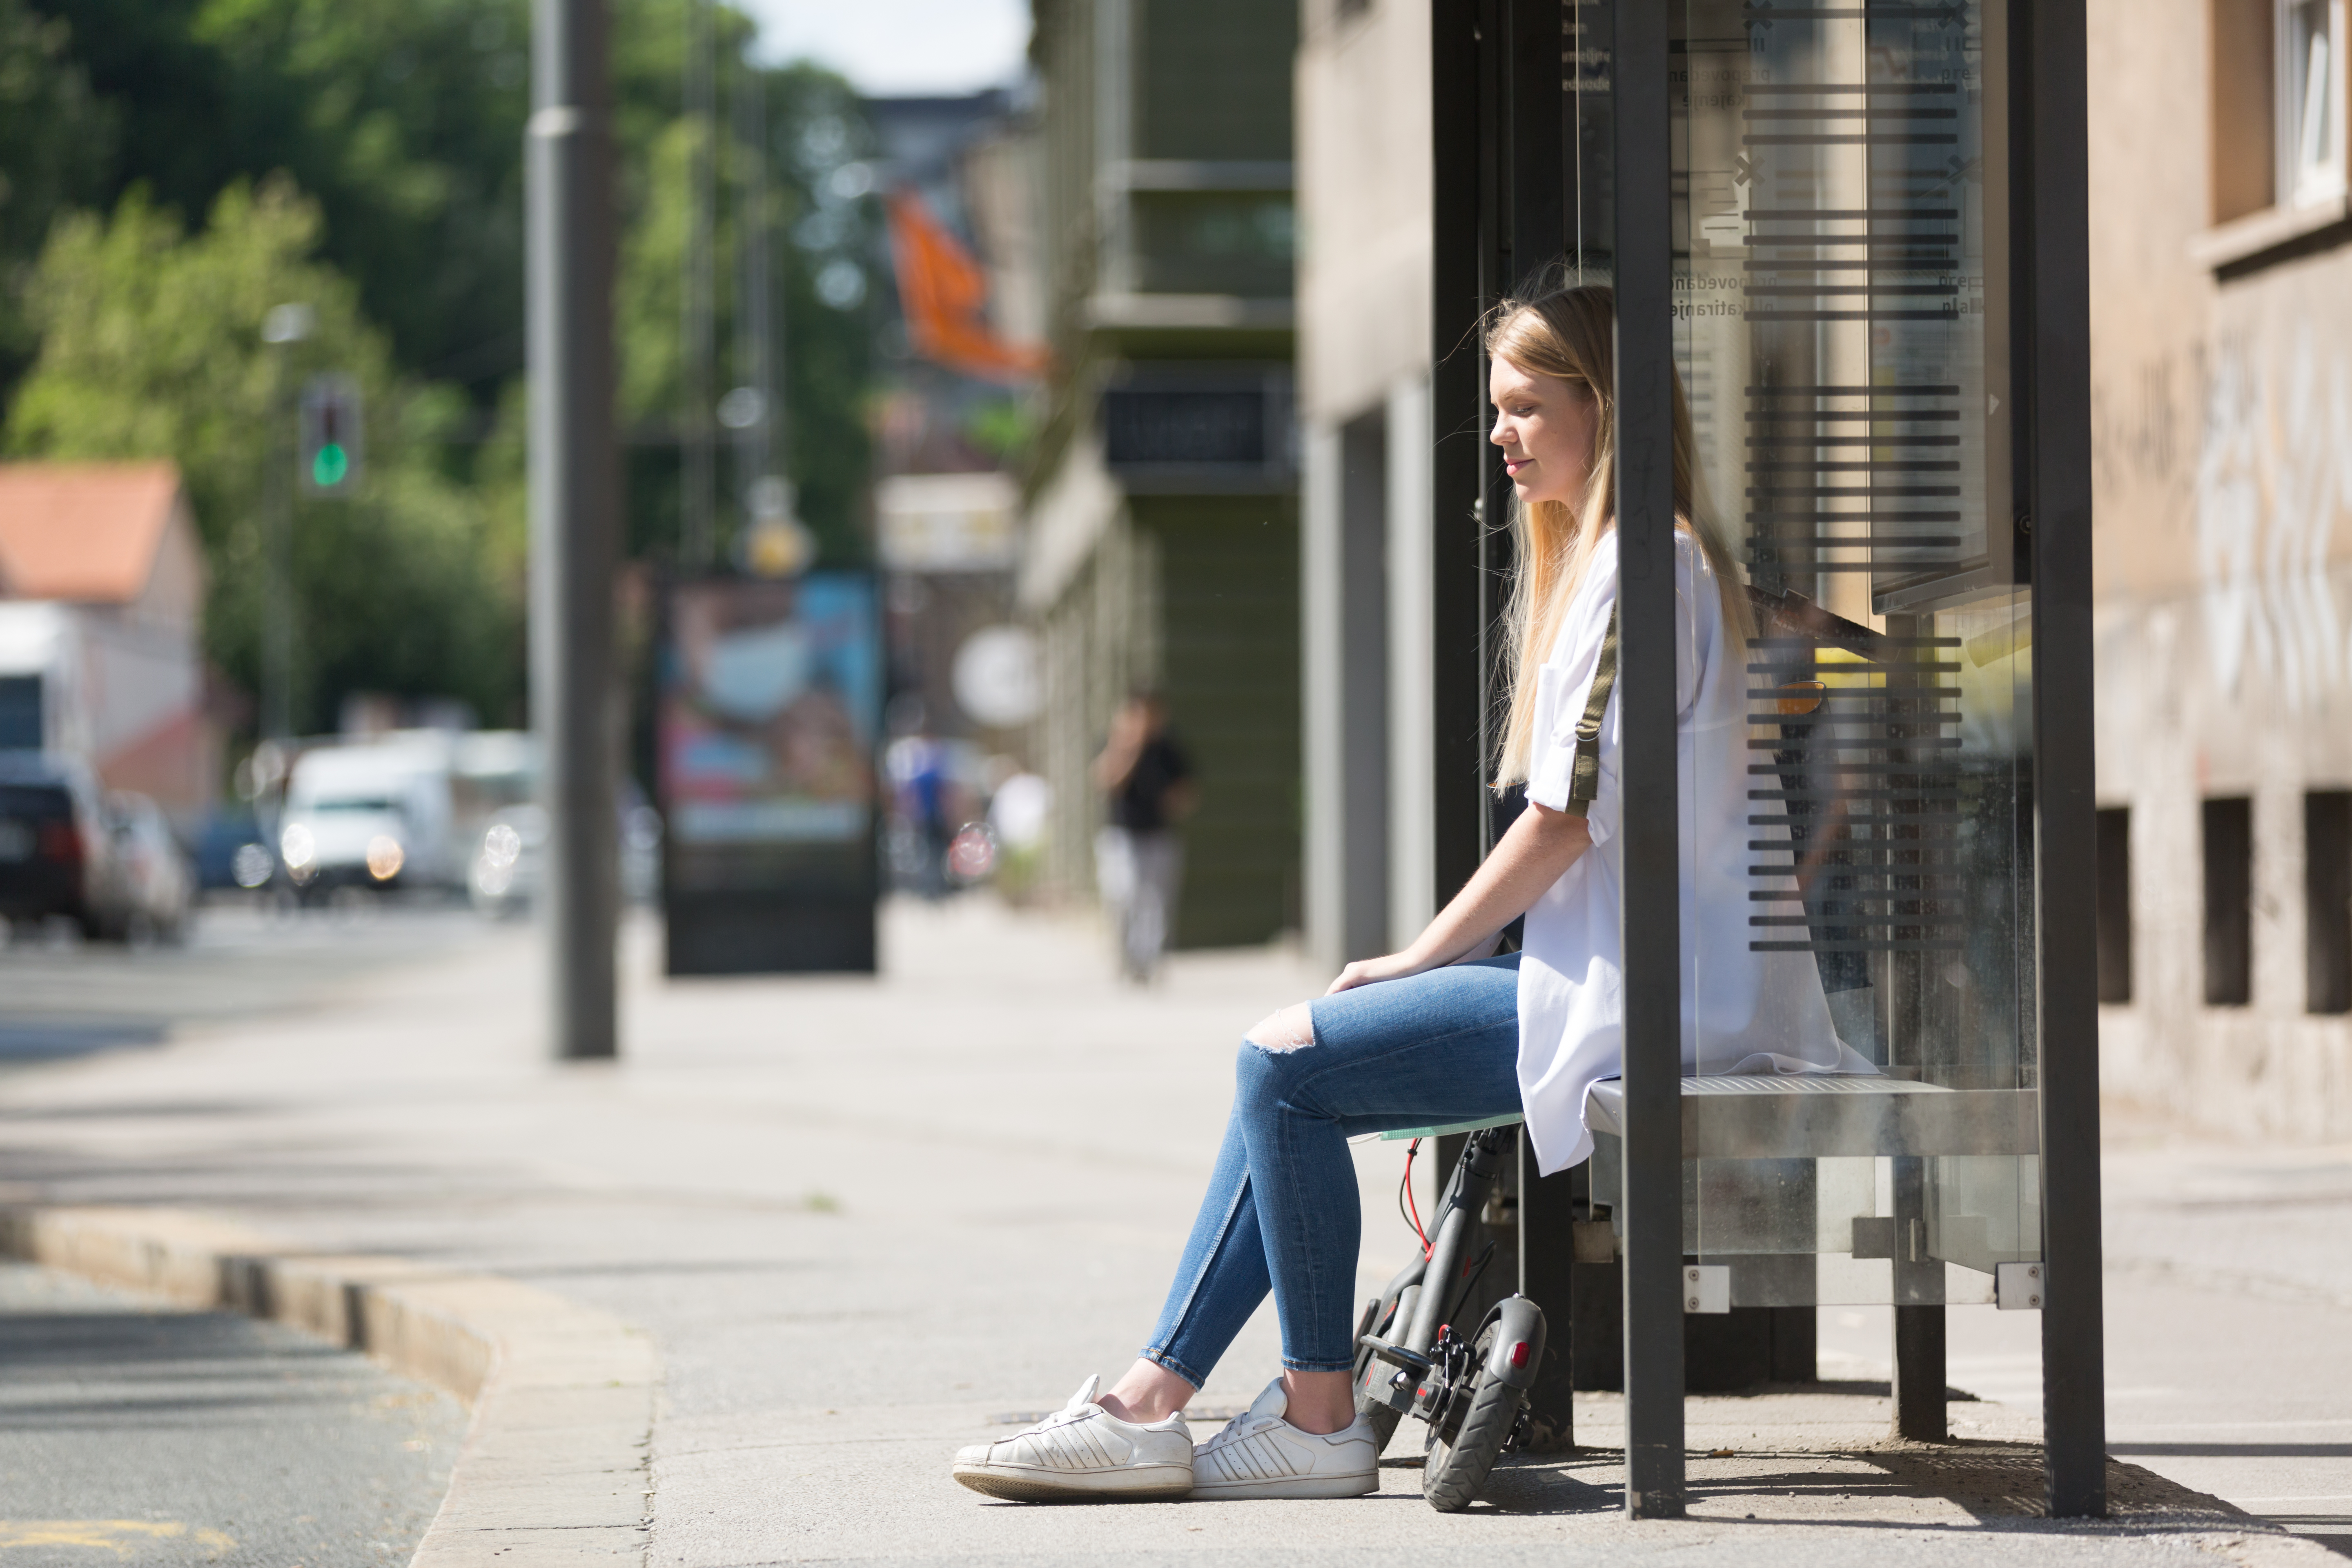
[658,572,881,972]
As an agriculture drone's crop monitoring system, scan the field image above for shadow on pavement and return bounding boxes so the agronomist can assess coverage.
[0,1020,167,1063]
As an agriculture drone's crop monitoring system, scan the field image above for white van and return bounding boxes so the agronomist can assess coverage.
[278,739,458,895]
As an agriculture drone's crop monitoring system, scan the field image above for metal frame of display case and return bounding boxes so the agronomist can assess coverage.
[1428,0,2101,1521]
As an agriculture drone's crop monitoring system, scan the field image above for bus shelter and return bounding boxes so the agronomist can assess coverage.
[1427,0,2100,1519]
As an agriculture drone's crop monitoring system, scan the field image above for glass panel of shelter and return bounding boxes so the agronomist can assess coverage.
[1583,0,2042,1309]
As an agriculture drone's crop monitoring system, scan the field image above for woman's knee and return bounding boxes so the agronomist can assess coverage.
[1235,1002,1317,1108]
[1243,1003,1317,1054]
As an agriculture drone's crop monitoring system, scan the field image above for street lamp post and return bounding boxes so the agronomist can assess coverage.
[258,303,314,746]
[528,0,621,1060]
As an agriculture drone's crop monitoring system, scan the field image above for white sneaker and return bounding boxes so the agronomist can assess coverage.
[952,1376,1194,1502]
[1189,1377,1381,1500]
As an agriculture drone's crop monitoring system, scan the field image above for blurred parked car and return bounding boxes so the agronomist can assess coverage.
[193,808,274,891]
[0,753,188,940]
[103,790,193,941]
[278,738,460,900]
[469,784,662,919]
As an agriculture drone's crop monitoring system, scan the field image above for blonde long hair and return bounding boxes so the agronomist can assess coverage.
[1488,285,1751,787]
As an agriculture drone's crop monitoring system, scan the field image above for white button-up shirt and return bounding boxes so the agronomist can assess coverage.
[1514,528,1871,1176]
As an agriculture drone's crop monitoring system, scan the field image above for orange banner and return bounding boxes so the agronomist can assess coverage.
[884,190,1049,384]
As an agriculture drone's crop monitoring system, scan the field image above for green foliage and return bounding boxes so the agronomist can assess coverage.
[607,54,882,568]
[30,0,532,387]
[964,397,1036,463]
[766,61,882,568]
[0,0,883,731]
[0,0,113,379]
[4,178,521,729]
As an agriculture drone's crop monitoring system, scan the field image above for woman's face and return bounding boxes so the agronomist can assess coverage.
[1488,355,1599,510]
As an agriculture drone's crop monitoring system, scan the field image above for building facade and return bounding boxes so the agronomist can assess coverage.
[1020,0,1303,947]
[0,462,213,824]
[2089,0,2352,1143]
[1296,0,1441,971]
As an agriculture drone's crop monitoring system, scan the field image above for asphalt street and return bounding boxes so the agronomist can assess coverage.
[0,1260,467,1566]
[0,896,494,1067]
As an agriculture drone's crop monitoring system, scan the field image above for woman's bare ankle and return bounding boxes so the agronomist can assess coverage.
[1280,1369,1360,1435]
[1100,1357,1195,1424]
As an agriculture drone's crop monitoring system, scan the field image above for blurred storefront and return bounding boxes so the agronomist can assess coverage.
[2087,0,2352,1144]
[1020,0,1303,947]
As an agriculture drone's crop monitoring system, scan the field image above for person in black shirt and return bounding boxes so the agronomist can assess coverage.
[1091,692,1195,981]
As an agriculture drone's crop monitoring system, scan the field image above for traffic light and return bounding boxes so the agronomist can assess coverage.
[299,374,363,497]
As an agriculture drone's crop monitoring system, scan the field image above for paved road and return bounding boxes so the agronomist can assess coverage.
[0,897,494,1067]
[0,897,2337,1565]
[0,1261,466,1566]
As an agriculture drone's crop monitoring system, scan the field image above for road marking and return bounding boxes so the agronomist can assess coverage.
[0,1521,237,1557]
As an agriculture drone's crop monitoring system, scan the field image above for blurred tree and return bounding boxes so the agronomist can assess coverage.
[0,0,114,388]
[764,61,882,568]
[4,177,523,731]
[24,0,532,398]
[606,25,880,568]
[0,0,882,731]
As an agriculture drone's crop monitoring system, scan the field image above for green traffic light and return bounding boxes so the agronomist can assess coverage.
[312,442,349,488]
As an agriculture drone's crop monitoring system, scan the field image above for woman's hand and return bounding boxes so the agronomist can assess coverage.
[1326,949,1441,996]
[1323,802,1593,998]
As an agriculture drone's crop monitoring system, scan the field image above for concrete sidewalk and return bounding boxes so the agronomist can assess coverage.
[0,896,2339,1566]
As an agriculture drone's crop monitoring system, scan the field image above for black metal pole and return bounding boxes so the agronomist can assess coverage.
[1505,0,1566,290]
[1499,0,1577,1449]
[528,0,621,1061]
[1890,1155,1950,1440]
[1473,0,1510,862]
[2020,0,2105,1519]
[1611,0,1683,1521]
[680,0,716,569]
[262,341,295,744]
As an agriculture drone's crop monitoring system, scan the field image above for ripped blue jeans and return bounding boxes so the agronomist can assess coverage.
[1141,953,1524,1383]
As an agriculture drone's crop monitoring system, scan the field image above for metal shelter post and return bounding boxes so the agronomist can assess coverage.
[528,0,621,1061]
[1611,0,1684,1521]
[2020,0,2105,1519]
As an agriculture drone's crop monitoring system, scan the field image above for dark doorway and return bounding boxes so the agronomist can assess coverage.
[2305,791,2352,1014]
[2203,797,2254,1007]
[2096,807,2132,1003]
[1338,408,1391,960]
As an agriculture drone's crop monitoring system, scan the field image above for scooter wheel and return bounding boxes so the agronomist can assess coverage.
[1421,1318,1523,1512]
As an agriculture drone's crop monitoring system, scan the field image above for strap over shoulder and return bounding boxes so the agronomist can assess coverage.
[1561,601,1619,818]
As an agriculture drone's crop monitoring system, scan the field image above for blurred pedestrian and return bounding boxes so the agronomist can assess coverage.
[1091,692,1194,982]
[884,699,962,899]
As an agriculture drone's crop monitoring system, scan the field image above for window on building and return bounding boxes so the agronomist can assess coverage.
[2212,0,2347,222]
[2306,791,2352,1013]
[2285,0,2346,206]
[2097,808,2133,1004]
[2204,797,2255,1006]
[0,675,40,751]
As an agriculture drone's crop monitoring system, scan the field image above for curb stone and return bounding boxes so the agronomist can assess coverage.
[0,1204,655,1566]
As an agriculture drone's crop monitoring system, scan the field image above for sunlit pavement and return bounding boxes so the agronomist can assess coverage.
[0,894,2341,1564]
